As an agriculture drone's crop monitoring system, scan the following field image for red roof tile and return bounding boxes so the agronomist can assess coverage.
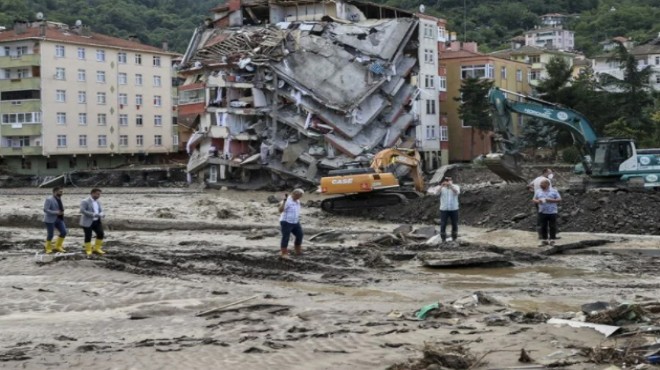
[0,26,179,56]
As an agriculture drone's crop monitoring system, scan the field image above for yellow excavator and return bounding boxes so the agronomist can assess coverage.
[319,148,425,212]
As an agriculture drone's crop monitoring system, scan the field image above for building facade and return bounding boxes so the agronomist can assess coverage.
[0,20,177,175]
[524,26,574,51]
[440,43,532,162]
[491,45,577,87]
[593,34,660,91]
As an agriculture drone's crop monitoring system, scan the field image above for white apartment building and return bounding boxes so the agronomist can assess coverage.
[0,20,177,175]
[592,34,660,92]
[415,15,442,170]
[524,26,574,51]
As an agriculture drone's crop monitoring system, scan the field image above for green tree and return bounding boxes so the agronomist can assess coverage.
[455,76,493,159]
[535,56,573,103]
[519,118,557,159]
[599,42,655,142]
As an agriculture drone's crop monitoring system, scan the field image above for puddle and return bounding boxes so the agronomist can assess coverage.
[426,265,620,280]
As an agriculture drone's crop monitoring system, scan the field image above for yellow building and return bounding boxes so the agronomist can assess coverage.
[440,44,532,162]
[491,45,577,87]
[0,20,177,175]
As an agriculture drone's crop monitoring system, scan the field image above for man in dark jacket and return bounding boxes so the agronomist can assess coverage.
[43,187,67,254]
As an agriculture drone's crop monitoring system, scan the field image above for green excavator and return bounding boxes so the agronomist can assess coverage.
[485,87,660,190]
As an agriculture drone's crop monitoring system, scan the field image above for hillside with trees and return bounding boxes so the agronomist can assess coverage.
[1,0,659,55]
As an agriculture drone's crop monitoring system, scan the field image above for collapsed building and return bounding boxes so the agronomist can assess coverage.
[178,0,448,187]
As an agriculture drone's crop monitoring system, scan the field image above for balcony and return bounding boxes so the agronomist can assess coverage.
[0,54,40,69]
[1,124,42,136]
[0,77,40,91]
[0,146,42,156]
[0,100,41,114]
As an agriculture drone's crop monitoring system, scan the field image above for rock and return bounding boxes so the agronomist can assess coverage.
[581,301,612,315]
[267,195,279,204]
[511,213,528,222]
[598,196,610,204]
[422,252,513,269]
[412,226,436,238]
[393,224,413,234]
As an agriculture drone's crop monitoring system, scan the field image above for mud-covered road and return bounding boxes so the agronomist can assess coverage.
[1,187,660,369]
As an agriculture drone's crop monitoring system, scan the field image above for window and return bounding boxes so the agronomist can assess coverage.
[97,92,106,105]
[1,112,41,124]
[153,75,161,87]
[136,135,144,146]
[154,115,162,126]
[135,74,143,86]
[97,113,107,126]
[153,95,162,107]
[119,135,128,146]
[516,69,523,82]
[424,49,435,64]
[78,91,86,104]
[56,90,66,102]
[153,56,161,67]
[17,68,29,78]
[96,49,105,62]
[118,52,127,64]
[656,75,660,84]
[55,45,65,58]
[440,126,448,142]
[461,64,494,79]
[2,69,10,79]
[426,99,436,115]
[77,47,85,60]
[119,114,128,126]
[118,72,127,85]
[136,94,143,106]
[136,114,143,126]
[57,135,67,147]
[423,24,435,39]
[425,125,436,139]
[55,67,65,80]
[438,76,447,91]
[98,135,107,147]
[16,46,28,56]
[529,70,542,81]
[135,54,142,65]
[500,66,507,79]
[154,135,162,146]
[79,135,87,147]
[78,113,87,125]
[56,112,66,125]
[424,75,435,89]
[529,55,540,64]
[77,69,86,81]
[119,93,128,106]
[96,71,106,83]
[656,56,660,65]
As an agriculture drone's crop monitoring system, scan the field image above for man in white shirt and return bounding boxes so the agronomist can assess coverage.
[438,176,460,243]
[278,188,304,259]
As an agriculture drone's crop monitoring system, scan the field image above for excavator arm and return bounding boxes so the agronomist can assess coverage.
[487,88,599,181]
[370,148,425,192]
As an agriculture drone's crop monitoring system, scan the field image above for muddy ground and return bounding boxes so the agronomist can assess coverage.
[1,185,660,369]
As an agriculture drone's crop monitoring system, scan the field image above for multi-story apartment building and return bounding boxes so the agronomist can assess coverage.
[593,34,660,91]
[440,42,532,162]
[524,25,575,51]
[0,20,177,175]
[491,44,577,87]
[178,0,445,186]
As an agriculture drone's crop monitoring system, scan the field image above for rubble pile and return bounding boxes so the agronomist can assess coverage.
[362,184,660,235]
[179,1,430,185]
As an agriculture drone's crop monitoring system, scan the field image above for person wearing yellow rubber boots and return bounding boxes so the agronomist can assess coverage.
[43,186,67,254]
[79,188,106,256]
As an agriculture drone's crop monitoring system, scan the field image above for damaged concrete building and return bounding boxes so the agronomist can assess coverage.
[178,0,448,187]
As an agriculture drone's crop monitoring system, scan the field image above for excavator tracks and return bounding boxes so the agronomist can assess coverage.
[321,191,422,213]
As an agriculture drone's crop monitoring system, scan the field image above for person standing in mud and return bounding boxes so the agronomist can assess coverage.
[529,168,554,238]
[438,176,460,242]
[80,188,106,256]
[43,186,67,254]
[533,179,561,247]
[278,188,304,259]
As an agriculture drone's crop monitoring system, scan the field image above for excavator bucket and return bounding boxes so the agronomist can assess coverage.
[483,153,526,183]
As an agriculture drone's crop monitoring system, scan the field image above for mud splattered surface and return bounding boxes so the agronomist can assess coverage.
[1,187,660,369]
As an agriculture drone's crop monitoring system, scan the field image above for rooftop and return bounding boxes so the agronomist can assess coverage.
[0,22,178,55]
